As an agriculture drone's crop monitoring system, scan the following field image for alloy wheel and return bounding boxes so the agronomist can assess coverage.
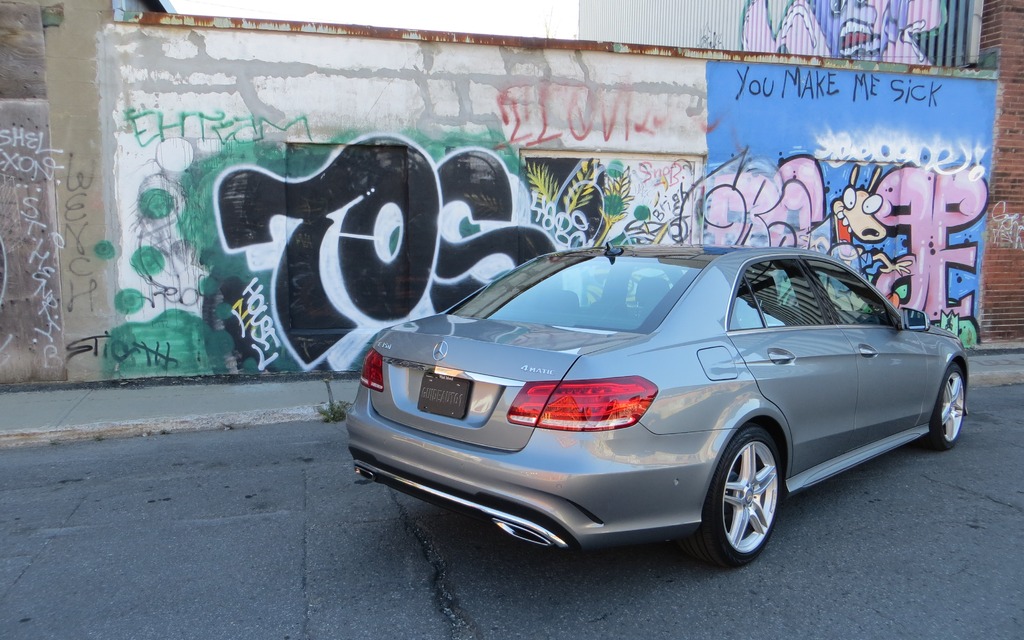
[722,441,779,554]
[941,370,965,442]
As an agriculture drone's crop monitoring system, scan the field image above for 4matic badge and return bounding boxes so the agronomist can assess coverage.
[521,364,555,376]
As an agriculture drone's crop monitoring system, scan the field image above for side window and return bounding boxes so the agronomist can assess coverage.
[729,277,764,330]
[742,260,826,327]
[807,260,895,327]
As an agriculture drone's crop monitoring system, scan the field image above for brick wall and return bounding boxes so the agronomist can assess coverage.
[982,0,1024,342]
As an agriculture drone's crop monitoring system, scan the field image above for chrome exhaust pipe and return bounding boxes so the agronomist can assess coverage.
[351,460,571,548]
[493,519,555,547]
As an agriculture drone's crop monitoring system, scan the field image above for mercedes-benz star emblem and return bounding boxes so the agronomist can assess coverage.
[432,341,449,362]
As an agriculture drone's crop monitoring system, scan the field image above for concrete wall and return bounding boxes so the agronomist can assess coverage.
[1,0,112,383]
[0,6,1001,384]
[94,21,709,378]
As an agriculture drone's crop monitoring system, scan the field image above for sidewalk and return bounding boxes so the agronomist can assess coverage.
[0,375,360,448]
[1,348,1022,449]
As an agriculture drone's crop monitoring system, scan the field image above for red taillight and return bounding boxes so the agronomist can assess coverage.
[507,376,657,431]
[360,349,384,392]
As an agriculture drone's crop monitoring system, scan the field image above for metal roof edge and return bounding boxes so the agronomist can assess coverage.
[115,12,998,81]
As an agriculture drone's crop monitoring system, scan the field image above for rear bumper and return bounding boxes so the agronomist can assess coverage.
[352,458,572,548]
[346,390,725,550]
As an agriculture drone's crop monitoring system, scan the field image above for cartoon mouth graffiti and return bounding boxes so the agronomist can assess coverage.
[840,19,881,57]
[831,164,914,300]
[832,165,886,244]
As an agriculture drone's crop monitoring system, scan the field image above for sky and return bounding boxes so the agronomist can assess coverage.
[166,0,580,39]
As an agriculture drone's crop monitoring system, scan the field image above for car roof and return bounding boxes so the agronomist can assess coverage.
[557,244,834,266]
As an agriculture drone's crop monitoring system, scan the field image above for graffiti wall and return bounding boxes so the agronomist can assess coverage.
[0,103,65,382]
[707,61,995,344]
[13,18,987,384]
[0,1,67,384]
[85,23,710,378]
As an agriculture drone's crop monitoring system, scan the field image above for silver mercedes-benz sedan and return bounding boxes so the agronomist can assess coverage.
[346,246,967,566]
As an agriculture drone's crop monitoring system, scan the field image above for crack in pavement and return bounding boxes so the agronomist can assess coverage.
[388,491,481,640]
[301,469,311,640]
[923,473,1024,513]
[0,490,87,607]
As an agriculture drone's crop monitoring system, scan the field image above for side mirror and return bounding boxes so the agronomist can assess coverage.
[901,308,929,331]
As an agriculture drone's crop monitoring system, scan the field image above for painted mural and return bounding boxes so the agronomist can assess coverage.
[707,61,994,344]
[89,116,708,376]
[523,154,703,248]
[43,12,991,383]
[81,62,994,379]
[740,0,956,64]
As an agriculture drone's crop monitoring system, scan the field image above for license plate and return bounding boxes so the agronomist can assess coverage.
[418,373,471,419]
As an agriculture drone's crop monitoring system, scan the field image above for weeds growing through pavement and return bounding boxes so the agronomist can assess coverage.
[318,379,351,423]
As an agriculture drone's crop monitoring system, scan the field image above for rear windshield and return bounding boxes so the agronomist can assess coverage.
[451,253,702,333]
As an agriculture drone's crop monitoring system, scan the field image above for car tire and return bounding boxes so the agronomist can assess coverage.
[921,363,966,451]
[679,424,781,567]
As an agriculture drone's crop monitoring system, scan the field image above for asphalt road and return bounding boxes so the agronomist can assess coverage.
[1,385,1022,640]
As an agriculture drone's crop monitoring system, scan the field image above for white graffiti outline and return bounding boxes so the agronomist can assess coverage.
[811,126,987,178]
[213,133,551,372]
[990,202,1024,250]
[815,128,988,180]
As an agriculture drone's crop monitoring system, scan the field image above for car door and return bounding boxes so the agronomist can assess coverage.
[727,259,860,475]
[804,259,932,448]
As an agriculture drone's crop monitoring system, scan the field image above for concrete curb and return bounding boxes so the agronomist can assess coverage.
[1,369,1019,450]
[971,372,1024,388]
[0,405,329,449]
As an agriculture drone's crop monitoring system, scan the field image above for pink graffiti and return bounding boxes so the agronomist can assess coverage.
[873,168,986,320]
[742,0,945,65]
[637,161,693,189]
[702,151,989,330]
[497,84,667,148]
[702,154,826,248]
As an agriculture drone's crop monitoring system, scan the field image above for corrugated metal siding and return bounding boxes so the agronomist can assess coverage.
[579,0,747,49]
[579,0,980,68]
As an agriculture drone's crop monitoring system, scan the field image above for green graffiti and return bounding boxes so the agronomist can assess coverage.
[130,246,166,277]
[124,107,313,147]
[389,227,401,256]
[111,128,528,380]
[94,240,116,260]
[115,289,146,315]
[214,301,234,322]
[139,188,175,219]
[459,217,482,237]
[103,309,236,377]
[199,275,221,296]
[940,311,979,347]
[606,160,626,179]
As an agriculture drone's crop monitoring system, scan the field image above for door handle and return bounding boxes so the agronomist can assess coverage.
[858,344,878,358]
[767,348,795,364]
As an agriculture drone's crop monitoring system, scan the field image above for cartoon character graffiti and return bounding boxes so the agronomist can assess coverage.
[828,165,914,294]
[702,148,987,344]
[212,135,555,371]
[743,0,945,64]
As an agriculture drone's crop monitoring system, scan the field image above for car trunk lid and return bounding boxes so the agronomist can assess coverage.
[367,314,637,451]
